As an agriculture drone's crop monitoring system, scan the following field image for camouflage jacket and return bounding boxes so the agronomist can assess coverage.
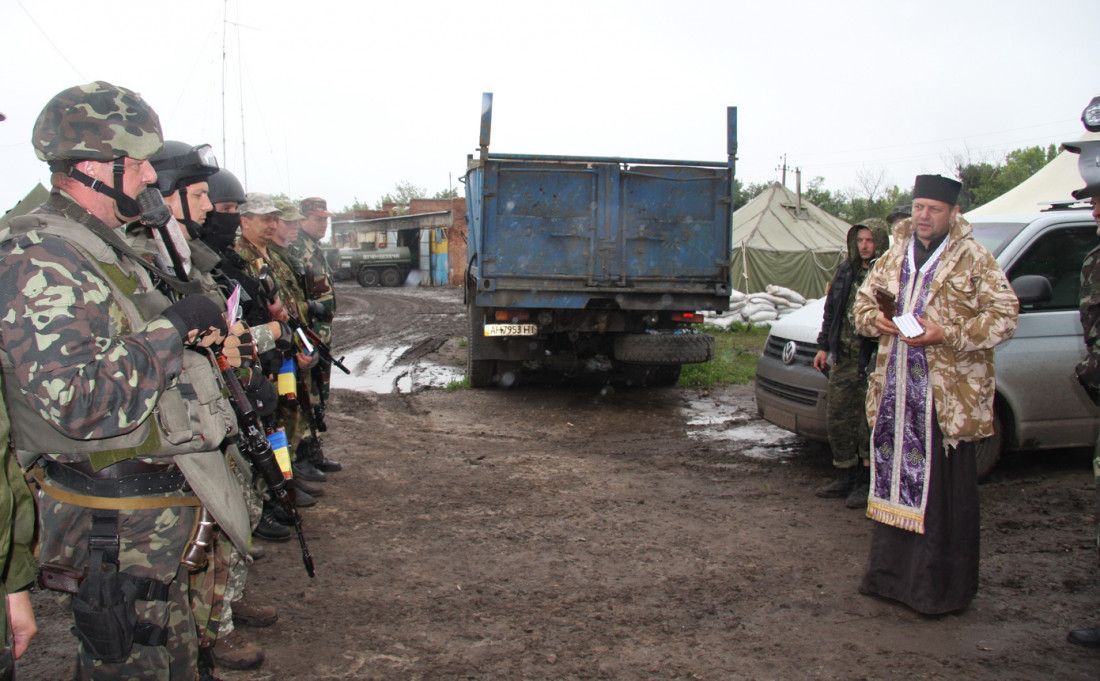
[0,379,38,646]
[854,216,1020,445]
[287,233,336,320]
[1077,242,1100,388]
[0,193,183,442]
[234,238,309,324]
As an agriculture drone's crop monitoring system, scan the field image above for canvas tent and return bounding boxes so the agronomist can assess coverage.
[0,184,49,230]
[730,181,850,298]
[965,131,1100,217]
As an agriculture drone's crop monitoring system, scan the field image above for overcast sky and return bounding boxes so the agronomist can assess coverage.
[2,0,1098,214]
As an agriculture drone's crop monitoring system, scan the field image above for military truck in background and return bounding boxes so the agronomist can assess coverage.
[327,241,416,287]
[463,93,735,388]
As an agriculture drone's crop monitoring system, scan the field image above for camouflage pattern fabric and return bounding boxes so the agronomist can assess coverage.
[0,379,38,663]
[0,196,182,444]
[854,216,1019,447]
[288,233,335,403]
[38,494,201,679]
[220,443,263,636]
[0,195,228,679]
[32,81,163,162]
[234,238,309,449]
[288,233,336,344]
[1078,242,1100,559]
[827,263,871,469]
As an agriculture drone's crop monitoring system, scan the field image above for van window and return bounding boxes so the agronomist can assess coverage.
[1006,224,1096,311]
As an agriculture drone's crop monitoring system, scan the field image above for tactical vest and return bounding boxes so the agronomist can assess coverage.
[0,213,236,471]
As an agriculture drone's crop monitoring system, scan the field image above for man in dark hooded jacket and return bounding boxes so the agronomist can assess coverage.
[813,219,891,507]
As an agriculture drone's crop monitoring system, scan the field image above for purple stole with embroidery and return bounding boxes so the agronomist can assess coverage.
[867,237,947,534]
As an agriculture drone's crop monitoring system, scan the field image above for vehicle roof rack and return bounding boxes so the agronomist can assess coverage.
[1040,199,1091,212]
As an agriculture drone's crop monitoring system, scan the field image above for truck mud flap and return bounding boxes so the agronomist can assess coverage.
[613,333,714,365]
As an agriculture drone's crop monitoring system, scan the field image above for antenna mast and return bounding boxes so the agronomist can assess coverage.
[221,0,228,164]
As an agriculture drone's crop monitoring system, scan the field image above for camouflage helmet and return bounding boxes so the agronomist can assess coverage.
[32,81,163,164]
[207,168,247,205]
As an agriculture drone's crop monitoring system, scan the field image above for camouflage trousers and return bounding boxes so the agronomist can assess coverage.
[280,400,307,457]
[825,354,870,469]
[218,446,264,636]
[38,493,205,680]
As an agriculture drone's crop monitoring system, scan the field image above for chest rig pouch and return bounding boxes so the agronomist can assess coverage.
[0,214,236,471]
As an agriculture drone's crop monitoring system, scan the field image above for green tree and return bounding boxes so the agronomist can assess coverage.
[342,197,374,212]
[375,181,427,212]
[433,187,459,199]
[732,179,769,210]
[954,144,1058,211]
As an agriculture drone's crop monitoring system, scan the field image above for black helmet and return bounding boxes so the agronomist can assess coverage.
[150,140,219,195]
[207,168,246,206]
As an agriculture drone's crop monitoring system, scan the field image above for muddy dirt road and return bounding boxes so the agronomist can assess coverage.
[19,285,1100,680]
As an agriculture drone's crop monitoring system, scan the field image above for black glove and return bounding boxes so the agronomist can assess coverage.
[162,296,227,342]
[307,300,333,323]
[258,348,284,376]
[242,369,278,418]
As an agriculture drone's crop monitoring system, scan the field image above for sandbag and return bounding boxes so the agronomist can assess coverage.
[766,284,807,305]
[747,309,778,322]
[747,293,788,307]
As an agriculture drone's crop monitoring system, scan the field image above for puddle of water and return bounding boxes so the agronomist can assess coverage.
[682,396,800,461]
[330,344,465,394]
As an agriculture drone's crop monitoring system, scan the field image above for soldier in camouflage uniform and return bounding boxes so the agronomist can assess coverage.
[1065,136,1100,648]
[0,381,38,679]
[0,91,39,681]
[289,197,343,472]
[236,196,327,488]
[813,219,890,509]
[149,143,280,672]
[2,81,250,680]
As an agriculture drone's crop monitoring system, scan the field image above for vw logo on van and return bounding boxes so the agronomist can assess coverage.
[782,341,798,365]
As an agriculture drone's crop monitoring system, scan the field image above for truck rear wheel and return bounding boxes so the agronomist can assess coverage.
[614,333,714,365]
[381,267,403,287]
[357,267,380,287]
[467,303,495,388]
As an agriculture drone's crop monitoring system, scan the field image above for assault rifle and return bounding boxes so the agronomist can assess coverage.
[285,314,350,376]
[218,356,316,578]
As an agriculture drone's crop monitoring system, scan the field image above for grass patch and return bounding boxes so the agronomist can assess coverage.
[679,323,770,388]
[444,377,470,391]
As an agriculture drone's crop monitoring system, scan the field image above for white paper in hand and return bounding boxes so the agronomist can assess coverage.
[893,313,925,338]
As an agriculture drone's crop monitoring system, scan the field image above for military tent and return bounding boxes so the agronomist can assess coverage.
[730,181,849,298]
[0,184,49,230]
[965,131,1100,217]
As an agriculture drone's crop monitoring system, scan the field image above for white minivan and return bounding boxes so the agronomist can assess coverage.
[754,204,1099,477]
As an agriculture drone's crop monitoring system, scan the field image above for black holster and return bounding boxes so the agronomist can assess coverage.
[69,510,170,663]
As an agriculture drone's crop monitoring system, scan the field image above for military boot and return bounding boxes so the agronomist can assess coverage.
[253,504,292,542]
[303,435,344,473]
[232,597,278,628]
[212,629,264,670]
[1068,626,1100,648]
[291,476,324,498]
[293,459,327,483]
[815,467,857,498]
[845,466,871,509]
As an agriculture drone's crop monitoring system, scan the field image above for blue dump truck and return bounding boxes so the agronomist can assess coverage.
[463,94,735,387]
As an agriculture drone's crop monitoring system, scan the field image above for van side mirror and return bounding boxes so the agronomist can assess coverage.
[1011,275,1054,305]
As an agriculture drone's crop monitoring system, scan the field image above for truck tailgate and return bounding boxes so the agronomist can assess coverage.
[476,161,729,293]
